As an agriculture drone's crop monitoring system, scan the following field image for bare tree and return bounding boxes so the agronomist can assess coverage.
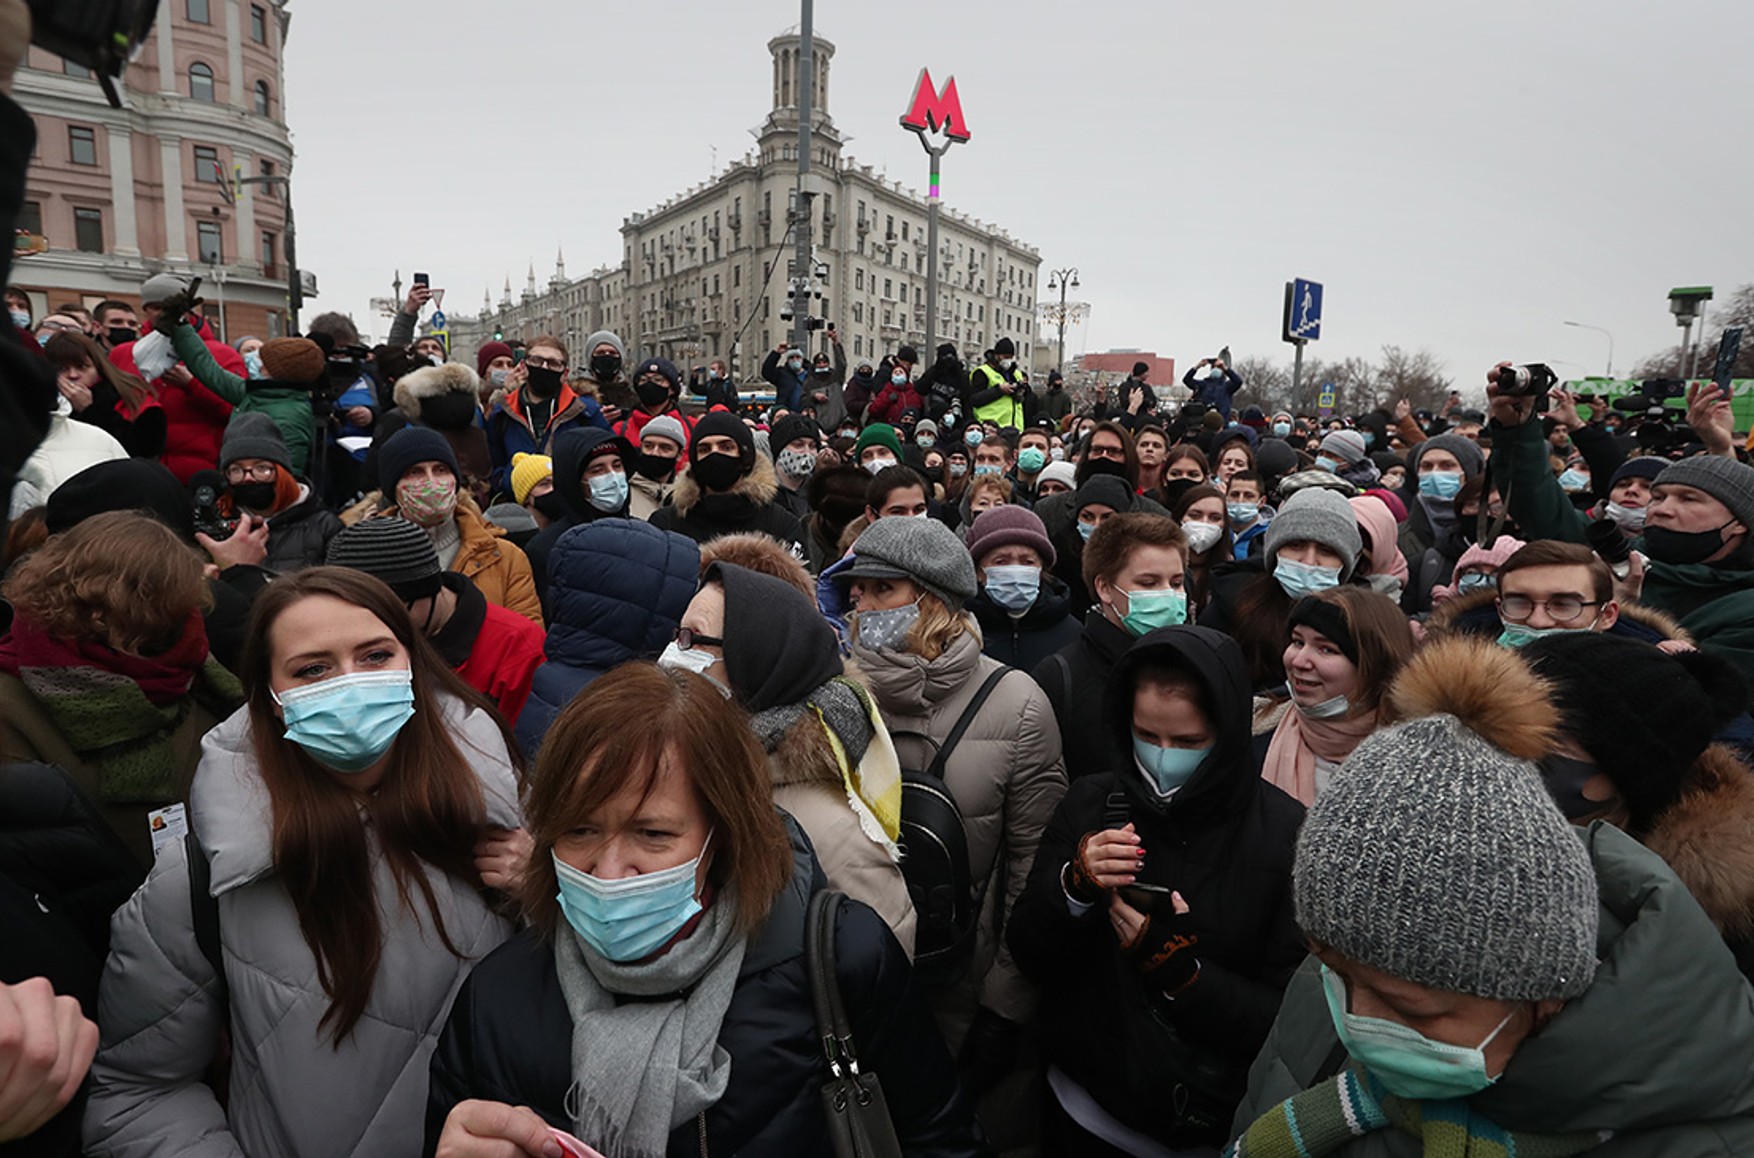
[1377,345,1455,412]
[1234,355,1291,411]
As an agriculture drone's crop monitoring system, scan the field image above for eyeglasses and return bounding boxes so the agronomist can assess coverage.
[1498,594,1599,623]
[1088,444,1126,461]
[675,627,723,650]
[226,464,279,482]
[524,356,565,371]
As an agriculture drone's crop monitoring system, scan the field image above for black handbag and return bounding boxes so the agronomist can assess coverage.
[806,890,905,1158]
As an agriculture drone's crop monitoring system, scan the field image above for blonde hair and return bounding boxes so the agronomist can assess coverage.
[905,593,970,662]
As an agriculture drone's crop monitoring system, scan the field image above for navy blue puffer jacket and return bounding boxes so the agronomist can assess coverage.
[514,520,700,756]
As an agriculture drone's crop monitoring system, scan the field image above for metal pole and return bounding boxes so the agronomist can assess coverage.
[1680,318,1694,380]
[925,156,939,357]
[284,188,300,335]
[1057,276,1068,376]
[791,0,814,353]
[213,268,226,343]
[1293,340,1305,405]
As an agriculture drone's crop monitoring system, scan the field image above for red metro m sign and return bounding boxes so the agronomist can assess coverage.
[899,68,972,144]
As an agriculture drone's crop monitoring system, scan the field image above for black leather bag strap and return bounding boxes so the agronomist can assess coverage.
[807,889,857,1074]
[925,667,1012,780]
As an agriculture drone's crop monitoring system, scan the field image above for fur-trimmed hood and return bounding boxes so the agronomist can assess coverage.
[1642,743,1754,943]
[393,362,480,420]
[1425,587,1693,647]
[670,449,779,517]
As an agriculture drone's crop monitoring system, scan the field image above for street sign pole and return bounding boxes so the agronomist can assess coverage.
[901,68,972,359]
[1292,339,1305,402]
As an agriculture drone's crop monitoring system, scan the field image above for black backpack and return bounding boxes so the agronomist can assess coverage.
[892,667,1012,987]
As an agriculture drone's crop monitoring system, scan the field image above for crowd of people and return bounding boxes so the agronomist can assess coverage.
[9,25,1754,1157]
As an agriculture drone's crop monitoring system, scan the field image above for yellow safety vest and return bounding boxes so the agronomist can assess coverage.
[971,364,1025,429]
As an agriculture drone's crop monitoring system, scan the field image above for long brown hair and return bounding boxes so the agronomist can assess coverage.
[44,331,153,415]
[1230,570,1297,690]
[238,567,519,1043]
[1172,484,1233,610]
[519,663,793,939]
[1294,587,1416,715]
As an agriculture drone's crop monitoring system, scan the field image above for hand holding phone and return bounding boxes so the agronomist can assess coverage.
[1117,882,1175,915]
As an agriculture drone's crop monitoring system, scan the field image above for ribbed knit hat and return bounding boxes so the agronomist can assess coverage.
[635,356,681,391]
[769,414,819,454]
[325,517,443,602]
[965,506,1056,568]
[1265,486,1363,580]
[690,410,753,467]
[259,337,324,383]
[915,419,939,440]
[1038,461,1076,491]
[846,516,977,612]
[378,426,459,490]
[1320,429,1368,466]
[1075,475,1135,515]
[1254,438,1301,483]
[1411,433,1485,479]
[475,341,514,377]
[641,414,690,450]
[1608,455,1667,490]
[1295,637,1600,1001]
[509,453,553,505]
[1655,454,1754,531]
[856,424,903,460]
[219,411,291,471]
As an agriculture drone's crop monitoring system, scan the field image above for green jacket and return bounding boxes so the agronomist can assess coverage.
[1642,561,1754,689]
[1234,824,1754,1156]
[1488,417,1590,544]
[170,324,315,475]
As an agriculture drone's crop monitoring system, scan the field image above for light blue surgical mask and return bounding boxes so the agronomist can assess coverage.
[1497,622,1586,648]
[1457,571,1495,595]
[587,469,628,512]
[1227,502,1260,526]
[1118,588,1188,636]
[965,429,984,447]
[1295,693,1350,720]
[1078,520,1097,542]
[852,600,921,652]
[1362,432,1376,448]
[1419,470,1464,499]
[1018,447,1047,474]
[553,839,710,963]
[1316,456,1342,474]
[1274,558,1341,599]
[983,565,1040,613]
[1604,501,1645,532]
[7,309,29,330]
[1132,736,1211,796]
[1558,469,1589,492]
[973,463,1002,477]
[1272,422,1292,437]
[244,350,265,379]
[272,669,415,773]
[1320,965,1512,1101]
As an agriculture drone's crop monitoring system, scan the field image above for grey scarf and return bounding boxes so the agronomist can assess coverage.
[749,677,873,764]
[553,895,748,1158]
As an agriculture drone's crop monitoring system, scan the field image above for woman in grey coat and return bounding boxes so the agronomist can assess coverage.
[83,568,526,1158]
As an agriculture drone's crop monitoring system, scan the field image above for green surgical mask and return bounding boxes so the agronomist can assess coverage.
[1497,622,1586,649]
[1117,588,1188,636]
[1320,965,1513,1102]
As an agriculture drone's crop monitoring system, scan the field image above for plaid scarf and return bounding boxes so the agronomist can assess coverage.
[1226,1068,1610,1158]
[0,613,243,803]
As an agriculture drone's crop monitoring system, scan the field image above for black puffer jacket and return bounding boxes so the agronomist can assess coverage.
[261,485,343,573]
[969,575,1081,672]
[1032,610,1135,781]
[424,835,989,1158]
[1008,627,1305,1148]
[649,453,808,561]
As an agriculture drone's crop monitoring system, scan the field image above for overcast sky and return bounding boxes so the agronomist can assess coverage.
[284,0,1750,387]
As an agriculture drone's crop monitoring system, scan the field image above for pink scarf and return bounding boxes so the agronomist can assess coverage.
[1348,495,1409,586]
[1261,703,1382,806]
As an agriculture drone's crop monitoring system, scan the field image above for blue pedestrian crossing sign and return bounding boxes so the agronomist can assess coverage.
[1318,384,1336,413]
[1284,278,1324,343]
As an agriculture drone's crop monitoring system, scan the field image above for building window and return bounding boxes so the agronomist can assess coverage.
[261,231,276,274]
[189,62,215,103]
[855,269,863,290]
[250,4,267,42]
[884,279,892,299]
[852,302,863,323]
[68,126,98,166]
[187,0,210,21]
[73,207,103,253]
[19,201,41,236]
[197,220,223,264]
[254,80,271,117]
[193,145,222,183]
[733,265,740,288]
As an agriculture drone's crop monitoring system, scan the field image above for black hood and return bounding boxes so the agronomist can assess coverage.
[552,426,633,522]
[1104,625,1258,819]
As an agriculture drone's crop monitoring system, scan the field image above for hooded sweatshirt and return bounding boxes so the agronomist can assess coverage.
[522,427,633,604]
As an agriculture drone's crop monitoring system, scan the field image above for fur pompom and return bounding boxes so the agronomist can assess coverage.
[1388,636,1558,761]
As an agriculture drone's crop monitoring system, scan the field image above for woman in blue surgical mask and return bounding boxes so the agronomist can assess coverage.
[85,567,526,1158]
[1009,625,1306,1153]
[964,505,1080,671]
[426,661,984,1157]
[1234,636,1754,1155]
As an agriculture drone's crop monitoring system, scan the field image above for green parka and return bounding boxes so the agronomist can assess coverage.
[170,323,316,475]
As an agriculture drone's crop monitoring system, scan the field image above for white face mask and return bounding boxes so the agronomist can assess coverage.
[864,456,897,475]
[1181,520,1223,555]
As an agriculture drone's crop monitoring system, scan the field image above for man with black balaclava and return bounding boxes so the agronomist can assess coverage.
[650,410,808,560]
[916,342,968,426]
[484,333,609,497]
[617,356,696,450]
[578,330,634,421]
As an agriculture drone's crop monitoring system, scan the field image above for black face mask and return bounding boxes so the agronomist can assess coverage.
[1643,521,1733,567]
[107,326,139,346]
[590,353,622,381]
[1080,457,1128,482]
[635,451,678,481]
[420,393,477,431]
[531,490,569,521]
[691,451,746,493]
[1539,754,1616,821]
[230,480,277,511]
[524,365,563,397]
[636,380,670,410]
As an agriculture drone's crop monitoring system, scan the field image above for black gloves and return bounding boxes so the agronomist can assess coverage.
[1126,908,1200,995]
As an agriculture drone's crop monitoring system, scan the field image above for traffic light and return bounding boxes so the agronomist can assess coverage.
[494,328,503,340]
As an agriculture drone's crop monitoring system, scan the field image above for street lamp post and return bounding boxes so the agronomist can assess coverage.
[238,173,300,335]
[1563,320,1614,378]
[1047,267,1080,376]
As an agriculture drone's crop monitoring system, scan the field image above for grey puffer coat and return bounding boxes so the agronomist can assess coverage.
[853,624,1067,1048]
[82,695,521,1158]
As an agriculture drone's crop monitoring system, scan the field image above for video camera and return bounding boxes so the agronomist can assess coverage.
[1611,379,1692,454]
[1493,362,1559,406]
[28,0,160,108]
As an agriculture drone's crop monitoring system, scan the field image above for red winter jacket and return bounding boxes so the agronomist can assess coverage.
[868,379,924,424]
[616,404,696,450]
[455,598,547,725]
[110,316,243,482]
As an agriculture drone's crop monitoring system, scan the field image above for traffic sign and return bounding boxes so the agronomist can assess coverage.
[1284,278,1323,343]
[429,310,446,329]
[1317,383,1336,416]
